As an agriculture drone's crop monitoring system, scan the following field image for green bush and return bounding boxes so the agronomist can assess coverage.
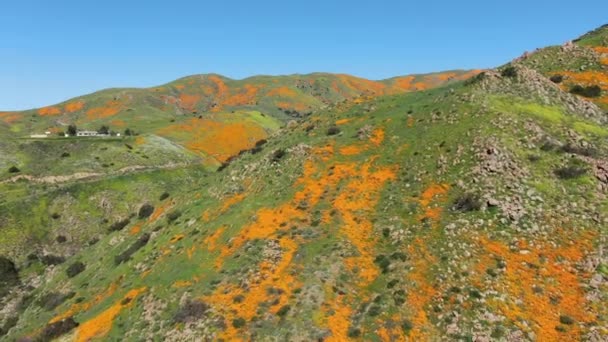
[138,204,155,219]
[326,126,341,135]
[173,300,209,323]
[453,193,482,212]
[501,66,517,78]
[550,74,564,83]
[66,262,86,278]
[554,166,586,179]
[115,233,150,265]
[109,218,131,232]
[570,85,602,97]
[232,317,246,328]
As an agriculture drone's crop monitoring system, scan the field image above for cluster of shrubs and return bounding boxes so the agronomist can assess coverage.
[501,66,518,78]
[554,166,587,179]
[217,139,269,172]
[115,233,150,265]
[453,193,482,212]
[66,261,86,278]
[173,299,209,323]
[570,84,602,98]
[36,317,78,341]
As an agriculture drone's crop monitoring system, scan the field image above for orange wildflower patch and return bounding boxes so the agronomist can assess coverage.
[179,93,201,110]
[324,295,353,342]
[50,280,121,324]
[75,287,146,342]
[148,202,171,222]
[64,100,85,113]
[339,144,364,156]
[417,183,450,222]
[593,46,608,54]
[86,100,122,120]
[129,225,141,236]
[158,118,268,163]
[314,143,334,161]
[276,101,309,112]
[267,86,297,97]
[38,106,61,116]
[333,158,396,284]
[369,128,385,146]
[169,234,185,243]
[0,112,21,124]
[338,74,386,95]
[223,84,260,106]
[335,118,352,125]
[393,76,416,91]
[476,233,596,340]
[205,147,396,339]
[172,280,193,288]
[204,226,226,251]
[405,238,440,339]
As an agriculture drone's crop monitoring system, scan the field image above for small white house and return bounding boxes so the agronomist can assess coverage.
[30,131,52,138]
[76,130,109,137]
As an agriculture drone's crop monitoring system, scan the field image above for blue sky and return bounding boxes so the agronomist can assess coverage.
[1,1,606,110]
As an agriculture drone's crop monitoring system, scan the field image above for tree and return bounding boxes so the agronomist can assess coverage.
[66,125,77,136]
[124,128,133,136]
[98,125,110,135]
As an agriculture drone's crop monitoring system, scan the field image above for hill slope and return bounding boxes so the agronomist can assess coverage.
[0,27,607,341]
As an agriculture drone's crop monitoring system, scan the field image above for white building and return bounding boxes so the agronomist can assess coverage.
[76,130,109,137]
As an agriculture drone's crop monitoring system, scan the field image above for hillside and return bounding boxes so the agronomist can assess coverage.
[0,26,607,342]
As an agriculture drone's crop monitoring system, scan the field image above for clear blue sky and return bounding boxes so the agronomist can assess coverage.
[1,1,606,110]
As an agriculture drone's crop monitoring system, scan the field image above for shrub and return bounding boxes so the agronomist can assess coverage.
[347,326,361,338]
[60,152,70,158]
[38,291,75,310]
[138,204,155,219]
[554,166,586,179]
[559,315,575,325]
[401,319,414,333]
[66,124,77,136]
[109,218,131,232]
[276,305,290,317]
[66,262,86,278]
[550,74,564,83]
[501,66,517,78]
[167,211,182,223]
[114,233,150,265]
[560,143,598,157]
[374,254,391,273]
[453,193,482,212]
[51,213,61,220]
[97,125,110,135]
[37,317,78,341]
[173,300,209,323]
[8,166,20,173]
[570,85,602,98]
[56,235,67,243]
[159,192,170,201]
[271,149,286,162]
[326,126,341,136]
[40,254,65,266]
[0,256,19,291]
[232,317,246,328]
